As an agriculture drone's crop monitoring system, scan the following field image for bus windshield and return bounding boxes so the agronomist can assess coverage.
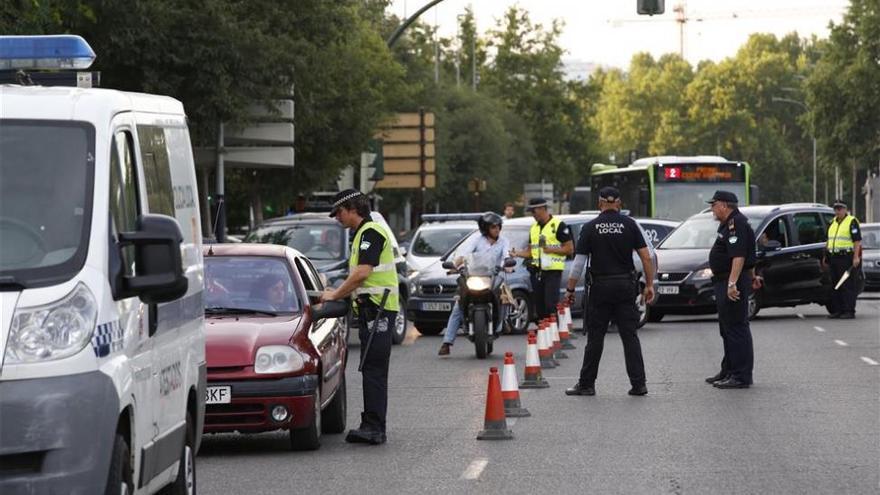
[655,182,747,220]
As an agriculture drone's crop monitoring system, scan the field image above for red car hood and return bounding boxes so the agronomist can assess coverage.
[206,314,304,367]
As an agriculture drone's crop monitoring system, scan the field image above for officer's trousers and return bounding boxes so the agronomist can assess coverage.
[829,254,857,315]
[357,303,395,432]
[713,278,754,383]
[530,270,562,320]
[578,277,645,387]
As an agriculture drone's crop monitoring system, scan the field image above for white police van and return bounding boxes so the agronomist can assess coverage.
[0,36,205,494]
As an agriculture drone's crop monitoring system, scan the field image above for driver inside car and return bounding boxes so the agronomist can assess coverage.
[438,212,510,357]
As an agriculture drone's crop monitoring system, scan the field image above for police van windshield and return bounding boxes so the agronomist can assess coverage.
[0,120,95,288]
[204,257,300,314]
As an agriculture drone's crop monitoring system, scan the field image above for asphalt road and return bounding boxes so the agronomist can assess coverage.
[199,296,880,494]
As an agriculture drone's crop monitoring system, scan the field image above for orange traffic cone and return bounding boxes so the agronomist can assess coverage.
[477,367,514,440]
[558,303,576,350]
[537,321,556,369]
[501,352,531,417]
[521,331,549,388]
[550,315,568,359]
[564,301,579,339]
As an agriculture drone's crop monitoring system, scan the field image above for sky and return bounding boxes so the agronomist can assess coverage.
[387,0,851,69]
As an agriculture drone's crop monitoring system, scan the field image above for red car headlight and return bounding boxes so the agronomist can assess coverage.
[254,345,305,374]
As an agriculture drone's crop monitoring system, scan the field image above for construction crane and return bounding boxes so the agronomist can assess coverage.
[608,2,848,59]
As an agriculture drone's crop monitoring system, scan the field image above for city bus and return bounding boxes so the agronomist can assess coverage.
[589,156,756,220]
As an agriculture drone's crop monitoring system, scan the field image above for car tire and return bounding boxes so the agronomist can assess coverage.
[104,433,133,495]
[159,412,196,495]
[747,293,760,320]
[510,290,531,333]
[391,311,407,345]
[321,376,346,434]
[290,393,321,451]
[635,284,647,329]
[646,309,664,322]
[415,323,444,336]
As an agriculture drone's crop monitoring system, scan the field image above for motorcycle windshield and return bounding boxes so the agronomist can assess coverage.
[463,251,497,277]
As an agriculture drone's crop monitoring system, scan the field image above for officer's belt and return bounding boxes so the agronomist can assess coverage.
[590,272,633,281]
[827,250,853,256]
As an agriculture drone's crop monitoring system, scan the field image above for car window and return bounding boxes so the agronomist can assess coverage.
[247,223,346,261]
[294,256,323,291]
[861,227,879,249]
[638,222,675,247]
[792,212,825,245]
[758,216,789,248]
[501,226,530,251]
[412,227,475,256]
[204,256,300,313]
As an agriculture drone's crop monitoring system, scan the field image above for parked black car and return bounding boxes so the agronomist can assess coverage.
[650,203,838,321]
[246,212,411,344]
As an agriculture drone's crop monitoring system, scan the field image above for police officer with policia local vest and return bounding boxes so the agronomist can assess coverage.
[564,187,655,397]
[824,199,861,319]
[511,198,574,320]
[321,189,399,445]
[705,190,758,389]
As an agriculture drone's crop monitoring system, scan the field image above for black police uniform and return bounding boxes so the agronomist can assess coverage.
[708,199,756,387]
[530,217,573,320]
[351,220,396,437]
[574,209,648,390]
[826,215,861,318]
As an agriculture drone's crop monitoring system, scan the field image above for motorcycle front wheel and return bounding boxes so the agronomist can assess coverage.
[473,307,489,359]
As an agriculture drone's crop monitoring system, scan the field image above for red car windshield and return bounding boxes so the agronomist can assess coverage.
[205,256,301,314]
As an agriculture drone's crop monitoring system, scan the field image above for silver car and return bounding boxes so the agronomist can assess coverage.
[861,223,880,290]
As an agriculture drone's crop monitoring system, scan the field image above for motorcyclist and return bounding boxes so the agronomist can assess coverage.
[438,212,510,356]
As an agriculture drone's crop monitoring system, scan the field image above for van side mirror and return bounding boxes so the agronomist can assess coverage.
[311,300,349,320]
[117,214,188,304]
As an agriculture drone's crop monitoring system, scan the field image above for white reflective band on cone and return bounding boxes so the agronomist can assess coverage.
[501,363,520,393]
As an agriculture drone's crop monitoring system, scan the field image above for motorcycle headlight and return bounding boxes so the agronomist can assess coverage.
[466,276,492,292]
[6,283,98,364]
[692,268,713,281]
[254,345,305,374]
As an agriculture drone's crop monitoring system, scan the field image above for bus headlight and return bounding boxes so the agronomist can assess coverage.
[466,276,492,292]
[692,268,714,281]
[254,345,305,374]
[5,283,98,363]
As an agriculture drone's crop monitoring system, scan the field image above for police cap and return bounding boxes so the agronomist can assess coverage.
[329,188,365,217]
[706,190,738,204]
[525,197,549,211]
[598,186,621,202]
[831,198,847,209]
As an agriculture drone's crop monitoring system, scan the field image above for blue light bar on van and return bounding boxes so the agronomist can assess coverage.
[0,35,95,70]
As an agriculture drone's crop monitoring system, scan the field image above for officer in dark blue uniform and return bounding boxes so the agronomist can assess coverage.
[705,190,759,389]
[564,187,655,397]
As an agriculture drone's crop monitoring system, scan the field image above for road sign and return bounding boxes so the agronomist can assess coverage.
[383,143,435,158]
[384,158,436,174]
[379,127,435,143]
[374,174,436,189]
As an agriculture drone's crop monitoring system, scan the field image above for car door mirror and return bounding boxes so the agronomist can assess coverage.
[759,240,782,252]
[117,214,188,304]
[311,300,349,320]
[503,257,517,268]
[442,260,456,270]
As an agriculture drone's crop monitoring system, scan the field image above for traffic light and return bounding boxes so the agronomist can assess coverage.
[637,0,665,15]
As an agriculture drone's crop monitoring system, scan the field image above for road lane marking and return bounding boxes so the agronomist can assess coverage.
[797,313,805,319]
[834,340,849,347]
[461,458,489,480]
[861,357,879,366]
[814,326,826,332]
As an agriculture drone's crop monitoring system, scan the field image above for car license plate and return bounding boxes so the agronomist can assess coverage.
[657,285,679,295]
[206,386,231,404]
[421,302,451,312]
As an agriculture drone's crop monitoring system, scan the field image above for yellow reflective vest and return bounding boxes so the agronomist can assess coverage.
[529,216,566,271]
[349,221,400,311]
[826,215,857,253]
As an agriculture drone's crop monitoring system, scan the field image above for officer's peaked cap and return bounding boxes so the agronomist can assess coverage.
[525,198,549,211]
[706,190,738,204]
[832,198,847,208]
[598,186,621,201]
[329,188,365,217]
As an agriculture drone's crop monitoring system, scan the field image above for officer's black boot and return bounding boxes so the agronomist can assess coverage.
[345,413,386,445]
[705,371,728,384]
[565,382,595,396]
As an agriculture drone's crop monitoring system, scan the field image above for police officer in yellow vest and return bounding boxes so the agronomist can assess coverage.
[824,199,862,319]
[321,189,399,444]
[512,198,574,320]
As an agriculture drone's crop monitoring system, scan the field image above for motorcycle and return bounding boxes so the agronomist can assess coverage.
[442,252,517,359]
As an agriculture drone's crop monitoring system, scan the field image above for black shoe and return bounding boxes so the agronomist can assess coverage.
[705,371,728,384]
[828,313,841,319]
[438,343,451,356]
[345,428,386,445]
[565,382,595,396]
[713,377,750,389]
[839,313,855,320]
[628,385,648,396]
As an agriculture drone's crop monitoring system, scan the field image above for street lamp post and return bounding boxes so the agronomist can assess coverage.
[772,96,817,203]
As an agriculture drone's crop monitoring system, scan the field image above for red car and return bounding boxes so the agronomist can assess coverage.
[201,244,349,450]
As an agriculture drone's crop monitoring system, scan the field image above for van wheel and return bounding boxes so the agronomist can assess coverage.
[321,377,346,434]
[391,311,407,345]
[290,393,321,451]
[104,433,133,495]
[159,412,196,495]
